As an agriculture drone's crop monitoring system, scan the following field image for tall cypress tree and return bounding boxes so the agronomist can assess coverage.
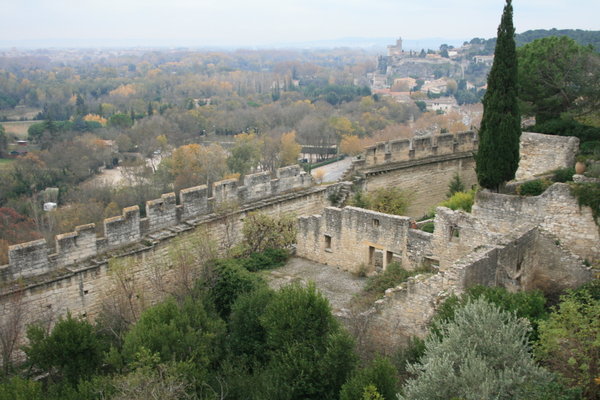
[475,0,521,191]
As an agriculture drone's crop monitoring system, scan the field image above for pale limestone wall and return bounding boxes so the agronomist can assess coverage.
[361,221,592,350]
[516,132,579,180]
[2,165,314,281]
[104,206,141,249]
[363,131,478,167]
[297,206,435,273]
[146,193,177,232]
[357,131,578,218]
[364,156,478,218]
[472,183,600,261]
[54,224,97,268]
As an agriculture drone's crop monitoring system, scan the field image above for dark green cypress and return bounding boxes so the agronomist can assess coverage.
[475,0,521,191]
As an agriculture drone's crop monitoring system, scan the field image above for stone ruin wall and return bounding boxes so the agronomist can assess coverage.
[516,132,579,180]
[0,169,338,363]
[299,184,595,351]
[350,131,578,218]
[471,183,599,262]
[296,206,433,274]
[2,165,313,282]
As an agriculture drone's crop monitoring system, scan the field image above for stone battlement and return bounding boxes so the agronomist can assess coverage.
[2,165,312,282]
[362,131,478,168]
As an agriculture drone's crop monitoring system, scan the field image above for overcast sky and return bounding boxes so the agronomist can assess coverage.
[1,0,598,48]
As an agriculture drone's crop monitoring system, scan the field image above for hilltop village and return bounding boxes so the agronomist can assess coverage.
[0,16,599,400]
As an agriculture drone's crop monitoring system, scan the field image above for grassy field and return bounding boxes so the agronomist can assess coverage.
[1,121,41,139]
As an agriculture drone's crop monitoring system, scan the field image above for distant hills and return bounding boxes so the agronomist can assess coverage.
[470,29,600,54]
[516,29,600,50]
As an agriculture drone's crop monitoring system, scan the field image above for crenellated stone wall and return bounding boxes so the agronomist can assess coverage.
[1,165,313,282]
[348,131,579,218]
[0,174,333,364]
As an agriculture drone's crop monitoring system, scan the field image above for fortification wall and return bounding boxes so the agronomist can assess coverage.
[516,132,579,180]
[0,180,332,363]
[471,183,599,261]
[353,131,577,218]
[1,165,313,282]
[296,206,432,274]
[364,156,478,218]
[362,131,477,168]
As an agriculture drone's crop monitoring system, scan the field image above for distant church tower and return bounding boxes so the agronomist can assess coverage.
[387,37,403,57]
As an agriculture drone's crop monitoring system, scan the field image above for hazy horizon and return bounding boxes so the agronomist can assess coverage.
[1,0,598,50]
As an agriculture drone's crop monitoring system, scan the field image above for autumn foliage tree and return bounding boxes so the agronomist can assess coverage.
[0,208,42,265]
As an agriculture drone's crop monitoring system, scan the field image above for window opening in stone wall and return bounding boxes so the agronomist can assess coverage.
[373,218,380,227]
[324,235,332,251]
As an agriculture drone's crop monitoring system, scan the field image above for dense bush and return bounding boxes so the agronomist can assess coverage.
[208,258,266,318]
[536,285,600,399]
[339,357,398,400]
[431,285,548,342]
[571,182,600,222]
[348,188,412,216]
[23,313,107,385]
[240,248,290,271]
[438,189,475,212]
[364,262,429,294]
[553,167,575,182]
[517,178,551,196]
[399,299,558,400]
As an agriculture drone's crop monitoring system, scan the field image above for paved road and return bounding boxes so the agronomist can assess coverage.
[310,157,353,183]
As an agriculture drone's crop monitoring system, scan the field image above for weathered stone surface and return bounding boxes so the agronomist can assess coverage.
[516,132,579,180]
[297,206,433,274]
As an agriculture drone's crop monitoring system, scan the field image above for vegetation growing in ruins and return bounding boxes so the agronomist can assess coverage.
[571,182,600,223]
[536,281,600,399]
[348,188,411,216]
[239,212,297,255]
[475,0,521,191]
[517,178,552,196]
[438,189,476,212]
[362,263,430,301]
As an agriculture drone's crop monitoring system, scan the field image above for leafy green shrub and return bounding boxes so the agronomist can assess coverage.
[349,188,412,216]
[364,262,428,294]
[121,296,225,366]
[241,212,296,255]
[0,377,43,400]
[399,299,555,400]
[394,337,426,384]
[23,313,106,385]
[446,173,465,198]
[209,258,266,318]
[553,167,575,183]
[431,285,548,342]
[536,289,600,399]
[438,189,475,212]
[340,357,398,400]
[571,182,600,222]
[579,140,600,157]
[420,221,434,233]
[241,248,289,271]
[517,179,551,196]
